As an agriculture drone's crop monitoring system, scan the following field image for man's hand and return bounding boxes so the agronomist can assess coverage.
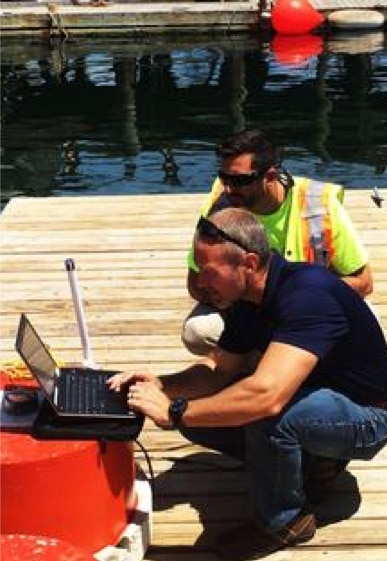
[107,371,161,392]
[128,381,172,429]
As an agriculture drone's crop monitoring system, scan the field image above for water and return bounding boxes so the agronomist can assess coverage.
[1,31,387,210]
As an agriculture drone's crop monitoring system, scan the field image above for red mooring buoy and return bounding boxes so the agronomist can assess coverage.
[271,0,324,35]
[0,372,138,554]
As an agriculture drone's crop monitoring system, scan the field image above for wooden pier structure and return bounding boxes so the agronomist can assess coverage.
[1,0,386,36]
[0,191,386,560]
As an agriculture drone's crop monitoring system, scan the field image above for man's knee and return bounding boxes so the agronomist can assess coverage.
[181,305,224,356]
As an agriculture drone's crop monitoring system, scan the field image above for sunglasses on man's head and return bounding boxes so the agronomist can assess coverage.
[218,169,264,189]
[196,216,251,253]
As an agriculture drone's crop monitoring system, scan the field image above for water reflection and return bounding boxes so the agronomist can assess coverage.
[1,32,386,209]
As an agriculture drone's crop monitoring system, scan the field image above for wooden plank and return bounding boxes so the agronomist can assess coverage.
[130,466,387,496]
[0,2,259,35]
[148,492,387,522]
[313,0,387,8]
[148,518,387,546]
[135,425,387,458]
[143,551,387,561]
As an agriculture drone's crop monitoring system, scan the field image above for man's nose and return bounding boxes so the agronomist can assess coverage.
[222,182,235,196]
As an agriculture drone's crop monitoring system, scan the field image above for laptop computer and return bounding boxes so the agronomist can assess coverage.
[15,313,137,420]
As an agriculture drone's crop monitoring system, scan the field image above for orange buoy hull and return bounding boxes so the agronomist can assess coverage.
[1,374,138,553]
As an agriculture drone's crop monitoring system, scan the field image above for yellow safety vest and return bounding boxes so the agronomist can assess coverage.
[201,177,344,268]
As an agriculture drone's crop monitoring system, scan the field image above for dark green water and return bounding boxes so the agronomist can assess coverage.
[1,31,386,210]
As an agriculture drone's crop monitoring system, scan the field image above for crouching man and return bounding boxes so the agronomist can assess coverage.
[109,207,387,560]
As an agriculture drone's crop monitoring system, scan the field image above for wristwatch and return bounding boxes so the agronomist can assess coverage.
[168,397,188,429]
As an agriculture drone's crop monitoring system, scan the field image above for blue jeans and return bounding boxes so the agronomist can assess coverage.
[180,388,387,531]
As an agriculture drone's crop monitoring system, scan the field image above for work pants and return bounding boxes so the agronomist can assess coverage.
[180,387,387,531]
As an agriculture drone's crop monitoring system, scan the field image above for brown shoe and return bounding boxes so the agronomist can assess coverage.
[214,512,316,560]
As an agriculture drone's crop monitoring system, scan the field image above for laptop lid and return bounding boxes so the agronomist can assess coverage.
[15,314,136,420]
[15,314,59,405]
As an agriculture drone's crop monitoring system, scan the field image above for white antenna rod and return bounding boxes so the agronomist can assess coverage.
[65,258,95,368]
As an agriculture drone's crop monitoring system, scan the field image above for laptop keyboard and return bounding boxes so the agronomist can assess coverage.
[57,369,134,416]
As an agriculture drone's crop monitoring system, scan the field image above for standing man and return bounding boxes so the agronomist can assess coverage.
[183,129,373,356]
[109,208,387,560]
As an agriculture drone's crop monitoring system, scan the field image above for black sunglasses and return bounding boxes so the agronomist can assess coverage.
[196,216,252,253]
[218,169,264,189]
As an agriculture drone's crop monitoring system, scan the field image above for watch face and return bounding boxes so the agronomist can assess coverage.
[171,398,187,414]
[169,397,188,428]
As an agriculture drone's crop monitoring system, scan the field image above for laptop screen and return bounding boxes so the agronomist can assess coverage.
[15,314,58,398]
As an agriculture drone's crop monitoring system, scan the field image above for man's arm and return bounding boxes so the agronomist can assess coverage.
[339,263,373,297]
[329,199,373,297]
[181,342,317,427]
[123,349,254,428]
[160,348,251,400]
[128,342,316,429]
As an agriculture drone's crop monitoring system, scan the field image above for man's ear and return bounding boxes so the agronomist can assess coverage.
[244,252,259,272]
[263,166,278,182]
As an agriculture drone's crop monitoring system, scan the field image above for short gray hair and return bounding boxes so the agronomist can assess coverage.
[195,208,271,269]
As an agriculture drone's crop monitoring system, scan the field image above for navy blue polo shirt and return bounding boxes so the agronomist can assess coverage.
[219,252,387,405]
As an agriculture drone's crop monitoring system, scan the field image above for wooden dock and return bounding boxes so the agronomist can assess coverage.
[0,1,259,35]
[0,191,386,560]
[1,0,386,35]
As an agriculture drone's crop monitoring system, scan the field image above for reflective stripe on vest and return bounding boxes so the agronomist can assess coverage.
[201,178,224,217]
[299,180,335,266]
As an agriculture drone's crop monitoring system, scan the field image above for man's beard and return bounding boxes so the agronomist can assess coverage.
[227,192,259,210]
